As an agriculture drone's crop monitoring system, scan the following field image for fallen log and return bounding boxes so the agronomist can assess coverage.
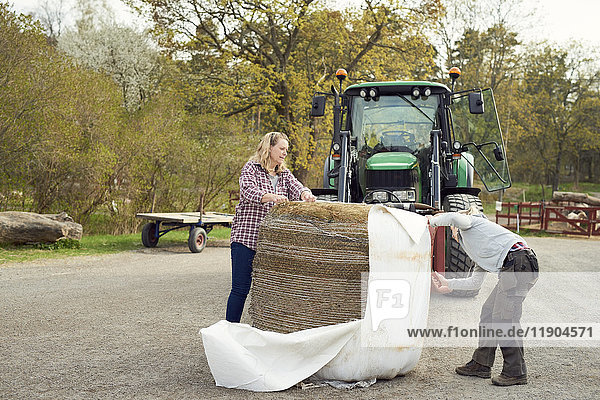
[0,211,82,245]
[552,191,600,206]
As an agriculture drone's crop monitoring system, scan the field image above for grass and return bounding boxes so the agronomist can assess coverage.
[0,226,231,265]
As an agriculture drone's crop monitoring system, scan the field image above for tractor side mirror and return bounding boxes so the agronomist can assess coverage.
[468,92,484,114]
[311,96,326,117]
[493,145,504,161]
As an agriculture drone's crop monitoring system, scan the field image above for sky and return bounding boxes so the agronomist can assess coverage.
[523,0,600,47]
[7,0,600,49]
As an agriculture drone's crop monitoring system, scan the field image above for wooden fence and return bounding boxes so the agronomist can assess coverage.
[495,201,600,237]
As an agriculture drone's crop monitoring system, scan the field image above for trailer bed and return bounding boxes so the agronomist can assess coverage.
[136,212,233,224]
[135,211,233,253]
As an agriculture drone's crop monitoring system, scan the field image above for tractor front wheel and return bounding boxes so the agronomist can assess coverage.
[442,193,484,298]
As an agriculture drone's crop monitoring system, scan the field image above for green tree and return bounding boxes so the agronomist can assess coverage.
[0,4,62,209]
[511,45,600,191]
[129,0,443,183]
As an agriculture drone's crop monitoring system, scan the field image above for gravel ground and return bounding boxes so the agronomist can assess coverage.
[1,236,599,399]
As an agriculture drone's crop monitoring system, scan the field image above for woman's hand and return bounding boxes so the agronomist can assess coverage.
[262,193,288,204]
[301,191,316,202]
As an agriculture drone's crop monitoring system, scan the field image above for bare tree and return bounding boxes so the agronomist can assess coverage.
[36,0,68,42]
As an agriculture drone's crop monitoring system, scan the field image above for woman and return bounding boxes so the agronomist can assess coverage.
[226,132,316,322]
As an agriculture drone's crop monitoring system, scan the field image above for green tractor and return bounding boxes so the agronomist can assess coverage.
[310,68,511,297]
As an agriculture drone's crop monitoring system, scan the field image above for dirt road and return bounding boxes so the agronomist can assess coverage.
[1,237,599,399]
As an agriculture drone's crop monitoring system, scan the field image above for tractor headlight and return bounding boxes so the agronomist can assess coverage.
[372,191,388,202]
[392,190,416,202]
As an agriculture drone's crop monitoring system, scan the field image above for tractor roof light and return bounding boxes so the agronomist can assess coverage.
[368,87,379,101]
[335,68,348,94]
[359,87,375,102]
[336,68,348,81]
[449,67,461,91]
[359,88,371,102]
[423,87,432,97]
[411,87,421,99]
[449,67,461,80]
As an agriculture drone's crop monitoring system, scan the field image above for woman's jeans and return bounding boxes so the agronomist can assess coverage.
[226,242,256,322]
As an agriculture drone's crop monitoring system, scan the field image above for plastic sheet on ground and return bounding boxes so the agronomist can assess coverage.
[200,204,431,391]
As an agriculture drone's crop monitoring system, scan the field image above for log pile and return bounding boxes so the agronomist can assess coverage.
[552,191,600,206]
[0,211,82,244]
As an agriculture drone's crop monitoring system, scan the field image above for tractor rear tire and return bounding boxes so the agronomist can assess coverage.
[442,193,484,298]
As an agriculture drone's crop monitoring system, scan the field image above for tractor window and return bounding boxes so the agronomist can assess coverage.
[351,95,438,155]
[450,88,511,191]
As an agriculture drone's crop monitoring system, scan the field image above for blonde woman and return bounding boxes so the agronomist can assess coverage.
[226,132,315,322]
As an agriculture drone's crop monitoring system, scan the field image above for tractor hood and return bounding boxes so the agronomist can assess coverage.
[366,153,418,170]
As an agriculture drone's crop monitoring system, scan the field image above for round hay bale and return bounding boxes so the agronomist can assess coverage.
[249,202,372,333]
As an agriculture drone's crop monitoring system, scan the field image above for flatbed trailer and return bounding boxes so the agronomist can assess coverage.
[135,212,233,253]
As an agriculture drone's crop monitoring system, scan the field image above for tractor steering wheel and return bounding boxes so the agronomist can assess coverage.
[381,130,416,143]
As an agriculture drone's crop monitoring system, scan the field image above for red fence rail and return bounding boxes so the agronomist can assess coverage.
[495,202,600,237]
[543,206,600,236]
[495,202,544,231]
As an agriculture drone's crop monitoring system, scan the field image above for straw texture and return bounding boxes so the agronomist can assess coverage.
[249,202,372,333]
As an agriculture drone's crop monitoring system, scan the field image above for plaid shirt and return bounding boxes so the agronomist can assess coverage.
[230,161,310,250]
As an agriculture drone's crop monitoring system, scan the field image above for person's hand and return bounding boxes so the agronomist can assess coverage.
[431,271,452,294]
[450,226,459,242]
[301,191,316,202]
[262,193,288,204]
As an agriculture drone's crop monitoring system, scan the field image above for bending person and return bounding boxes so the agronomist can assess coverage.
[226,132,315,323]
[429,206,539,386]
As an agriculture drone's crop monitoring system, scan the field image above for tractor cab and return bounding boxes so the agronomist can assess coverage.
[312,69,511,209]
[346,82,444,205]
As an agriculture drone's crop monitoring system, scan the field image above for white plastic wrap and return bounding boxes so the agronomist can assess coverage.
[200,205,431,391]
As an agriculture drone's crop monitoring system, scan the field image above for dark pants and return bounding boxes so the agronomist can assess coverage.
[472,249,539,376]
[226,242,256,323]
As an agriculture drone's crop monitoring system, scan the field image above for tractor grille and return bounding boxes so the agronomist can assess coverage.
[366,169,418,189]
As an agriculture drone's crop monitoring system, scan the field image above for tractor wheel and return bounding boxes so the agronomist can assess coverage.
[188,227,207,253]
[442,193,484,298]
[141,222,159,248]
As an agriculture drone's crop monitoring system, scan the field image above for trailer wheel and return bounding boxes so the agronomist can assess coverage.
[141,222,159,248]
[188,227,207,253]
[442,193,484,298]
